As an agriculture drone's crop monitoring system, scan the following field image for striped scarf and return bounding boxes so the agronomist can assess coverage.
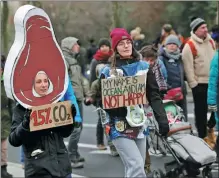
[152,61,167,91]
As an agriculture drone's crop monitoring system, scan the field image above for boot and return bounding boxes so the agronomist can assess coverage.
[208,128,217,144]
[203,137,215,149]
[97,144,107,150]
[109,145,119,157]
[144,150,151,174]
[1,165,13,178]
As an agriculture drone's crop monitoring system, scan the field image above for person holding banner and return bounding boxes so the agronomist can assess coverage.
[99,28,169,177]
[9,73,79,178]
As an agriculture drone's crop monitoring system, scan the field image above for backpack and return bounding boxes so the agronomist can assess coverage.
[185,39,215,59]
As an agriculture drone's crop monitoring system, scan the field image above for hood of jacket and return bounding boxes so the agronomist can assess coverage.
[190,31,211,44]
[61,37,79,55]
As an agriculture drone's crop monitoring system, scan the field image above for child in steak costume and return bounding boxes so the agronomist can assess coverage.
[5,5,81,178]
[9,72,78,178]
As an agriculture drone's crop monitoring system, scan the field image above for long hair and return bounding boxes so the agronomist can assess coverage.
[109,46,140,74]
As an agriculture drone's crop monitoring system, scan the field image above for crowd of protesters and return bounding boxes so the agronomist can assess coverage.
[1,15,219,178]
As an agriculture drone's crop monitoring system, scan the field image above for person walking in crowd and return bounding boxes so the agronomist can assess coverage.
[140,44,168,97]
[159,35,188,120]
[99,28,169,177]
[89,38,114,151]
[87,38,98,64]
[154,24,177,49]
[207,28,219,157]
[130,27,146,51]
[182,17,216,147]
[1,55,14,178]
[9,72,78,178]
[61,37,90,168]
[139,45,168,175]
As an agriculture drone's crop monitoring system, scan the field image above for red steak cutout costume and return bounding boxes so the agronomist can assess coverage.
[4,5,68,108]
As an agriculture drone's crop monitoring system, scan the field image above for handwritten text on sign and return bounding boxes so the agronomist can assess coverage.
[30,101,73,132]
[101,74,147,109]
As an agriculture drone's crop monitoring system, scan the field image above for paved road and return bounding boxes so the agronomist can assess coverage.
[8,101,219,178]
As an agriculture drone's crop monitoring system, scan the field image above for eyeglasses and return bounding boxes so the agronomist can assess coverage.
[117,40,132,47]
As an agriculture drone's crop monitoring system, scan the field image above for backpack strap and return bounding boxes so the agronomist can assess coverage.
[187,40,197,59]
[209,39,216,51]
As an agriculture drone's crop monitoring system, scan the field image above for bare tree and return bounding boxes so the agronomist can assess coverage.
[2,1,9,54]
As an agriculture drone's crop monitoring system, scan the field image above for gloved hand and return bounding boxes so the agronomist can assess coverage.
[71,104,82,128]
[71,104,77,119]
[159,123,170,137]
[208,105,217,112]
[84,97,93,106]
[22,109,32,130]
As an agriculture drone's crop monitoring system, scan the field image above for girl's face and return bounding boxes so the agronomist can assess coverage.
[34,73,49,96]
[166,43,178,52]
[144,57,156,66]
[100,45,110,53]
[116,39,132,58]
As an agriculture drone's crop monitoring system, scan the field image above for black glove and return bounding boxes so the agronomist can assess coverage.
[71,104,77,119]
[159,123,170,137]
[22,109,32,130]
[71,104,81,128]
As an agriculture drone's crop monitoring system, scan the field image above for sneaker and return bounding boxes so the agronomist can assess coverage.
[146,171,153,178]
[77,156,85,162]
[21,164,24,169]
[204,137,215,149]
[145,165,152,174]
[1,166,13,178]
[71,160,84,169]
[97,144,107,150]
[109,145,119,157]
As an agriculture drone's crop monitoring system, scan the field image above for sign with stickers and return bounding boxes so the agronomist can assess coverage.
[29,101,73,132]
[101,74,147,109]
[3,5,68,109]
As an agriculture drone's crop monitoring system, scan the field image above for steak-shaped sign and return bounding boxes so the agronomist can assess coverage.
[4,5,68,108]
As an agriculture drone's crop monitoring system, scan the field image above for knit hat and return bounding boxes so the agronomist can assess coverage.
[110,28,132,50]
[98,38,111,49]
[190,17,206,32]
[165,35,181,47]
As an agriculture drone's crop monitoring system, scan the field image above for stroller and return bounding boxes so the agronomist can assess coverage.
[146,100,217,178]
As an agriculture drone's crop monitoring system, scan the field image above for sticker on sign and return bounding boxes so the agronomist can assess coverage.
[29,101,73,131]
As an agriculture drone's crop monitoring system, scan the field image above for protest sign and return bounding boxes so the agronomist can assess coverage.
[101,74,147,109]
[30,101,73,132]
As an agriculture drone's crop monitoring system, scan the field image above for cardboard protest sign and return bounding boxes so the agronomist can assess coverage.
[3,5,68,109]
[101,74,147,109]
[30,101,73,132]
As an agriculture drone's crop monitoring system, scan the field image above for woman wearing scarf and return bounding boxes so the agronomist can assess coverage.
[99,28,169,177]
[159,35,188,120]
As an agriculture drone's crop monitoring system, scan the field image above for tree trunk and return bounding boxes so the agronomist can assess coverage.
[111,2,121,30]
[217,1,219,24]
[2,1,9,54]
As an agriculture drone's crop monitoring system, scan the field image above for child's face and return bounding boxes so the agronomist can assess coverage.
[100,45,110,53]
[166,44,178,52]
[144,57,156,66]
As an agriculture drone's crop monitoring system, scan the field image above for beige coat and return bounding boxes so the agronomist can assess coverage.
[182,32,215,88]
